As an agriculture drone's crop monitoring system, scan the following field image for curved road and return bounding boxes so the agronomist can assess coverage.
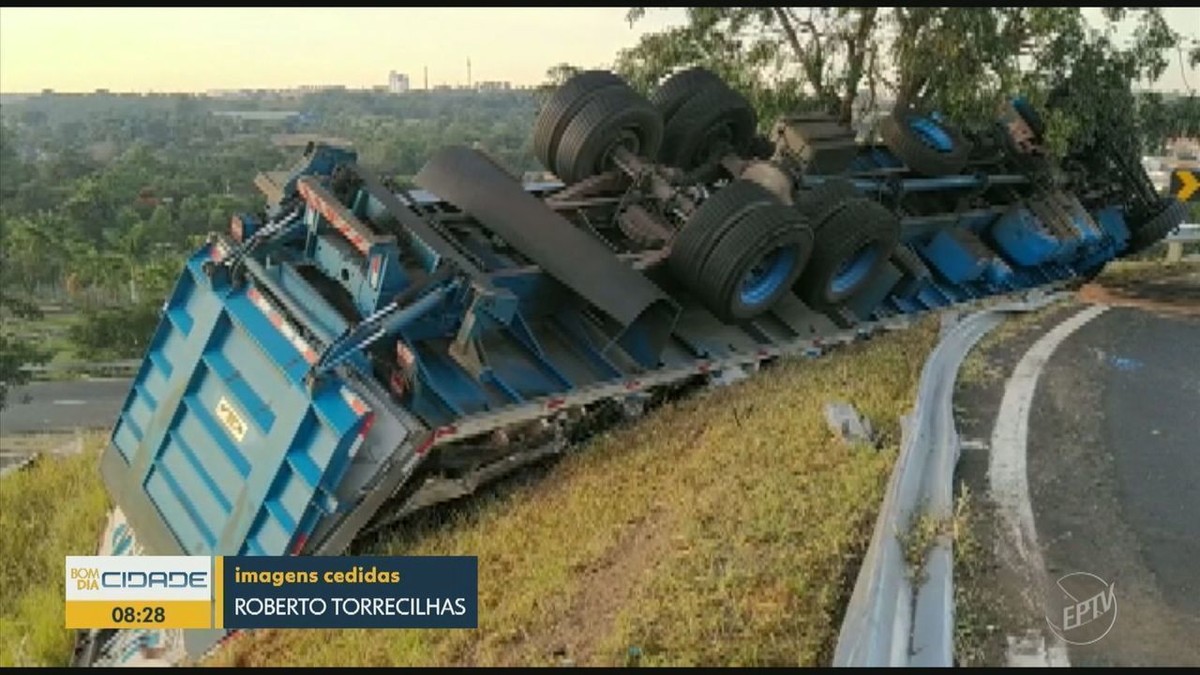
[1026,305,1200,665]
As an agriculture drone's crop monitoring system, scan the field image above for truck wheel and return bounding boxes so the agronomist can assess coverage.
[670,180,777,290]
[671,180,814,322]
[651,67,727,126]
[533,70,626,175]
[658,82,757,172]
[795,197,900,307]
[880,110,970,176]
[890,244,933,298]
[795,178,860,228]
[1125,198,1188,255]
[1011,96,1046,141]
[553,86,663,184]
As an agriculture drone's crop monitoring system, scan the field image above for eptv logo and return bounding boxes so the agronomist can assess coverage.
[69,566,208,591]
[1045,571,1117,646]
[66,556,212,602]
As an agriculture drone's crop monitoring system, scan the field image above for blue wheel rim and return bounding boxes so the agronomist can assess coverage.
[909,117,954,153]
[739,246,798,307]
[830,245,880,296]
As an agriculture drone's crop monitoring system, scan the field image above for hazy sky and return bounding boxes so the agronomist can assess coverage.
[1,7,1197,94]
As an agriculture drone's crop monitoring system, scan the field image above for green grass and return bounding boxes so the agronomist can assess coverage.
[210,318,940,667]
[3,310,83,373]
[951,485,1009,666]
[1093,259,1200,287]
[0,434,110,667]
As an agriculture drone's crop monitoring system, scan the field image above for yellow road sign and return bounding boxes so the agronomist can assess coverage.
[1170,169,1200,202]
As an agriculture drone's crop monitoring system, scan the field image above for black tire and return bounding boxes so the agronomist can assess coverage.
[747,134,775,159]
[670,180,779,290]
[1125,198,1188,255]
[692,203,814,321]
[880,110,971,176]
[553,86,663,184]
[795,198,901,307]
[1011,97,1046,140]
[658,82,757,172]
[1078,260,1108,283]
[890,245,932,298]
[533,70,626,174]
[651,67,728,126]
[794,178,860,230]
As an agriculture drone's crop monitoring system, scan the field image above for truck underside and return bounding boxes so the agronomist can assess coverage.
[76,69,1186,666]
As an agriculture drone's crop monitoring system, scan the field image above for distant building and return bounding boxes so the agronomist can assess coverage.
[476,81,512,92]
[388,71,410,94]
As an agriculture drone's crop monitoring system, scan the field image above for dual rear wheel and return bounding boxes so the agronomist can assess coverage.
[670,180,814,322]
[533,71,662,184]
[533,70,901,323]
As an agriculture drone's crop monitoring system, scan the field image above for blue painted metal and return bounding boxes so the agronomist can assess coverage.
[921,229,991,284]
[831,246,881,296]
[803,173,1027,194]
[909,117,954,153]
[106,244,372,556]
[990,206,1061,266]
[314,279,460,377]
[740,246,798,307]
[231,213,261,241]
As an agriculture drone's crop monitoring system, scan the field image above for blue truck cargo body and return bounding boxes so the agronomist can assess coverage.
[102,244,379,558]
[78,69,1186,667]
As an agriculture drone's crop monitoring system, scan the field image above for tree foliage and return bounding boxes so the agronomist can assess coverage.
[0,263,47,410]
[1,87,549,371]
[617,7,1197,157]
[66,302,163,361]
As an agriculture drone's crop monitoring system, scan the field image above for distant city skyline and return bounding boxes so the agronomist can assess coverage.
[1,8,1197,95]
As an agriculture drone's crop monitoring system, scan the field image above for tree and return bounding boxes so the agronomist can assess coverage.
[545,63,583,87]
[618,7,1185,150]
[0,266,48,410]
[67,301,162,361]
[0,333,45,410]
[0,124,31,204]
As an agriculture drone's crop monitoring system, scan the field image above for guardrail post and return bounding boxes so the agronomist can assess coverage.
[1166,240,1183,262]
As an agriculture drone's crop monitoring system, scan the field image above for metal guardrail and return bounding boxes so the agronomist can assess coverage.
[1165,222,1200,242]
[833,291,1066,667]
[1164,223,1199,262]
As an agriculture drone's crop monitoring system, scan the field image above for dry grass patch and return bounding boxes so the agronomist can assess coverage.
[212,318,939,667]
[0,433,110,667]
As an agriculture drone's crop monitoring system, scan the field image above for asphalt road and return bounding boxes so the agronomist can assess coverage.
[1027,305,1200,665]
[0,378,133,435]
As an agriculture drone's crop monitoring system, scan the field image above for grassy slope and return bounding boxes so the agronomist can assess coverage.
[0,318,938,668]
[0,435,111,667]
[212,318,938,667]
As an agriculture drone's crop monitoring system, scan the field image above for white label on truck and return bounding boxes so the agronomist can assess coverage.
[215,396,248,443]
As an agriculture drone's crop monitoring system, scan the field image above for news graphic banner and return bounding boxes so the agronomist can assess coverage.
[66,556,212,629]
[65,555,478,630]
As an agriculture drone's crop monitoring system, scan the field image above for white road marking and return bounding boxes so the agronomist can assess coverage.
[52,399,87,406]
[991,304,1108,668]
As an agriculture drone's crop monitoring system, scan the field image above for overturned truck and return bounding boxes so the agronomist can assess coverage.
[77,68,1184,665]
